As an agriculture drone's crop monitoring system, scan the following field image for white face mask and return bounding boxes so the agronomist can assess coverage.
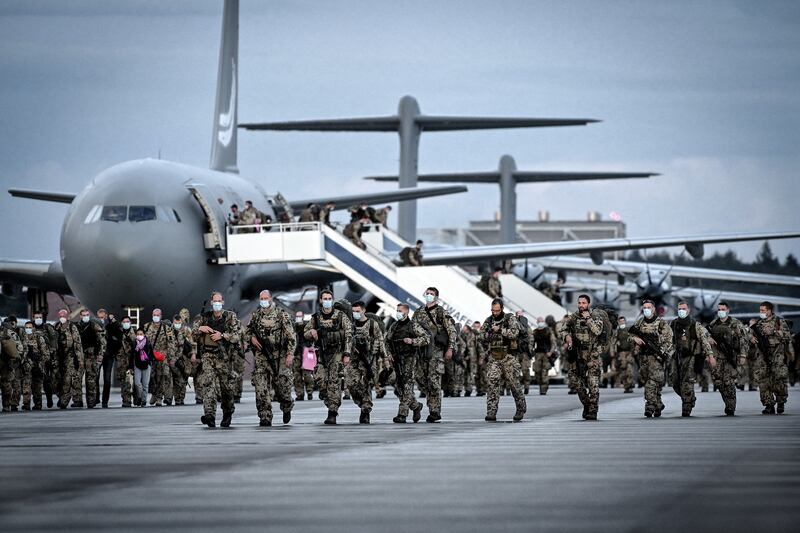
[34,318,43,326]
[259,299,271,308]
[136,335,145,341]
[717,310,728,319]
[643,308,654,319]
[759,312,767,320]
[59,317,67,324]
[173,323,182,330]
[25,328,33,335]
[619,324,626,329]
[395,312,405,321]
[353,312,362,321]
[537,322,546,329]
[81,315,90,323]
[122,322,131,330]
[212,302,223,312]
[677,309,689,319]
[425,294,435,304]
[295,316,304,324]
[321,300,333,310]
[152,316,161,323]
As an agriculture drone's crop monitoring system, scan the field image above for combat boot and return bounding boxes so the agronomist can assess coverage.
[484,414,497,422]
[220,411,233,428]
[443,391,451,398]
[10,406,18,412]
[644,410,653,418]
[393,415,406,423]
[776,403,785,414]
[343,392,350,400]
[624,389,633,393]
[582,406,588,419]
[748,385,757,392]
[682,409,691,417]
[195,398,203,404]
[464,390,471,397]
[296,395,304,401]
[412,403,423,423]
[426,413,439,423]
[476,392,485,397]
[324,410,337,425]
[584,411,597,421]
[259,419,271,427]
[164,399,172,406]
[568,389,577,395]
[21,403,30,411]
[33,405,42,411]
[200,414,216,428]
[724,408,735,416]
[307,392,313,400]
[654,409,662,418]
[359,409,370,424]
[376,390,386,399]
[283,410,291,424]
[513,410,524,422]
[2,406,10,413]
[419,391,426,398]
[762,405,775,414]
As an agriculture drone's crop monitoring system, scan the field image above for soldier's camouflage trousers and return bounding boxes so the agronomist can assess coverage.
[232,353,245,400]
[416,351,444,416]
[670,355,696,414]
[567,354,601,416]
[711,356,738,412]
[752,352,788,407]
[486,355,526,417]
[463,354,476,394]
[114,352,133,406]
[171,363,187,404]
[59,358,82,408]
[737,356,756,388]
[200,352,235,418]
[82,347,100,408]
[12,359,26,407]
[531,353,552,394]
[476,358,488,394]
[315,357,343,414]
[395,355,421,418]
[252,352,293,423]
[639,355,665,415]
[292,354,314,398]
[519,353,532,391]
[344,358,374,412]
[442,358,463,395]
[616,351,635,392]
[149,359,172,405]
[22,359,48,408]
[562,358,579,392]
[1,358,18,411]
[188,359,206,403]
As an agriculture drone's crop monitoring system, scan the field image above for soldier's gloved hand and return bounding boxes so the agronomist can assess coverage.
[444,348,453,360]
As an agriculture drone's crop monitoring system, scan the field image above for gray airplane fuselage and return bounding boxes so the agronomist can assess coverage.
[60,158,339,316]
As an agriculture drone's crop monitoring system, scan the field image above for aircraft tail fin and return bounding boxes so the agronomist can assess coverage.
[209,0,239,174]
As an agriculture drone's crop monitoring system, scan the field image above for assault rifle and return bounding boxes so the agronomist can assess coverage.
[628,324,668,362]
[749,324,773,365]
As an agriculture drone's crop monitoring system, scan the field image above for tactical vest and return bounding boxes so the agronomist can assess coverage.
[486,313,517,357]
[710,319,739,357]
[78,321,97,350]
[202,313,227,350]
[389,319,417,357]
[616,329,633,352]
[315,311,344,352]
[671,319,698,356]
[354,319,377,357]
[532,328,552,353]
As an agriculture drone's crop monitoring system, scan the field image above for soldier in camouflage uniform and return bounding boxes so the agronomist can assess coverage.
[514,311,533,395]
[6,317,27,411]
[292,311,314,401]
[557,314,580,396]
[531,317,557,395]
[144,309,175,406]
[413,287,457,423]
[346,301,386,423]
[707,302,748,415]
[560,296,604,420]
[443,317,465,397]
[1,320,24,412]
[230,337,246,403]
[171,314,197,406]
[21,321,50,410]
[32,311,58,408]
[115,316,136,407]
[76,308,106,408]
[386,303,429,423]
[181,308,206,405]
[472,321,489,396]
[613,316,636,393]
[460,323,478,397]
[194,292,242,428]
[750,301,795,414]
[670,302,715,417]
[246,290,296,426]
[304,289,352,425]
[54,309,84,409]
[479,299,526,422]
[630,300,673,418]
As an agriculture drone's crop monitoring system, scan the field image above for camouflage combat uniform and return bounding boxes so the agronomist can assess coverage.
[708,315,748,415]
[54,320,84,409]
[76,318,106,408]
[115,327,137,406]
[193,310,242,421]
[670,317,714,416]
[171,324,197,406]
[347,316,386,418]
[293,321,315,400]
[413,304,457,420]
[1,325,24,412]
[33,321,58,407]
[143,321,175,406]
[460,327,478,396]
[631,315,673,417]
[479,312,526,420]
[385,317,429,421]
[560,310,604,419]
[531,326,557,395]
[246,305,296,425]
[613,327,636,392]
[11,326,28,410]
[751,314,795,413]
[304,308,352,418]
[443,318,466,397]
[22,329,51,410]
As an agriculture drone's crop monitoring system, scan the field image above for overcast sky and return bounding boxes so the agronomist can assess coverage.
[1,0,798,263]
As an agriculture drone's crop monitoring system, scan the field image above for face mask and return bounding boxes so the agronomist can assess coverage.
[122,322,131,330]
[173,323,182,330]
[321,300,333,310]
[537,322,546,329]
[643,309,653,319]
[353,312,362,321]
[81,316,90,323]
[152,316,161,323]
[619,324,626,330]
[25,328,33,335]
[677,309,688,319]
[425,294,435,304]
[759,312,767,320]
[259,299,271,308]
[212,302,223,312]
[34,318,43,326]
[717,310,728,319]
[59,317,67,324]
[395,312,405,321]
[295,316,303,324]
[136,335,144,341]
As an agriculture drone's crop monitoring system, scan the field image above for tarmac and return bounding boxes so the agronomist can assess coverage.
[0,385,798,532]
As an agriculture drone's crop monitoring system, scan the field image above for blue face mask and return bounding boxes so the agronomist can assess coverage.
[122,322,131,330]
[395,312,405,321]
[643,308,653,319]
[353,312,362,321]
[173,323,182,330]
[259,299,271,308]
[425,294,435,304]
[212,302,223,312]
[677,309,688,319]
[34,318,43,326]
[717,310,728,319]
[81,316,90,323]
[152,316,161,323]
[322,300,333,310]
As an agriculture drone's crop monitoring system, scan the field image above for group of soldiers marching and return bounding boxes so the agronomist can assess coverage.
[1,288,795,425]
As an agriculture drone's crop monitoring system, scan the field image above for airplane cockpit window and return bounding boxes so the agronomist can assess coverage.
[129,206,156,222]
[84,205,102,224]
[101,205,127,222]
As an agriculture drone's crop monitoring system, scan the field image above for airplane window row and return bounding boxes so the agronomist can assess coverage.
[83,205,182,224]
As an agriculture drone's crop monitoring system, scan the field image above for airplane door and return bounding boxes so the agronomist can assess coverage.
[187,184,228,251]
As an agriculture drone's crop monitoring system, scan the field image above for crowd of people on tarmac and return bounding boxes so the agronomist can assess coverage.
[1,283,796,427]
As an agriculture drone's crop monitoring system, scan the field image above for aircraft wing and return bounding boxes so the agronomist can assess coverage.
[420,231,800,266]
[528,256,800,287]
[240,116,401,132]
[0,259,71,293]
[415,116,597,131]
[366,171,657,183]
[288,185,467,211]
[672,287,800,308]
[8,188,76,204]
